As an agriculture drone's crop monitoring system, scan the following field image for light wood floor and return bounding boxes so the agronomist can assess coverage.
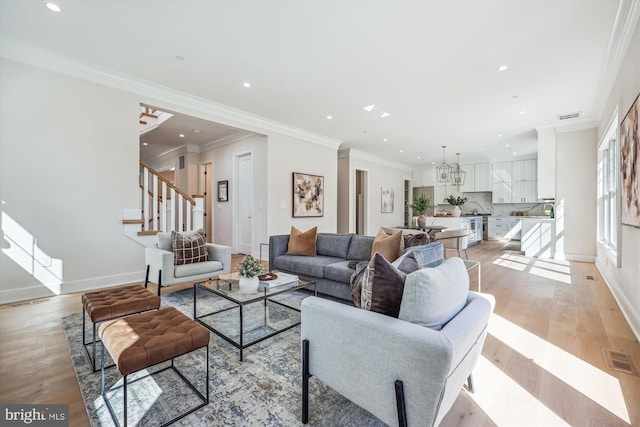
[1,243,639,426]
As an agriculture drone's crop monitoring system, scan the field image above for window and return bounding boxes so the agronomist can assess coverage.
[597,113,620,265]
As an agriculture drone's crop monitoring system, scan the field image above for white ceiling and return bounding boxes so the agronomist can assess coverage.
[0,0,625,167]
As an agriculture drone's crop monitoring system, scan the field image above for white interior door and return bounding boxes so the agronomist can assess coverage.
[237,153,253,255]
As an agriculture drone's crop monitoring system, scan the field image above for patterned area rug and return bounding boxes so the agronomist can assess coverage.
[63,288,383,426]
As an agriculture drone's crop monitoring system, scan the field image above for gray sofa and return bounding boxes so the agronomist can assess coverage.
[269,232,444,300]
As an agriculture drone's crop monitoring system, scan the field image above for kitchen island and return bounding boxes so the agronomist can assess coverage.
[424,216,483,245]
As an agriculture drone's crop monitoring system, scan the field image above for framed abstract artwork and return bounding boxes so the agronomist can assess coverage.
[620,93,640,228]
[292,172,324,217]
[218,180,228,202]
[381,187,394,213]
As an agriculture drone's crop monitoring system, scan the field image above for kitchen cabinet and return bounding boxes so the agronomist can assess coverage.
[492,159,537,203]
[435,184,460,206]
[487,217,509,240]
[474,163,491,191]
[492,181,512,204]
[412,168,435,187]
[492,162,512,183]
[429,216,482,245]
[459,163,491,193]
[460,164,474,193]
[521,218,555,257]
[512,181,537,203]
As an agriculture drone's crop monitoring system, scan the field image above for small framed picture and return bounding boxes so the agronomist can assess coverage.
[218,180,229,202]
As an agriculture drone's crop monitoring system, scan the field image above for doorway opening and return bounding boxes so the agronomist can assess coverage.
[355,169,367,235]
[235,152,254,255]
[200,163,213,242]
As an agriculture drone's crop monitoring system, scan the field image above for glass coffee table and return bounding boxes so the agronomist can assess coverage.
[193,273,316,361]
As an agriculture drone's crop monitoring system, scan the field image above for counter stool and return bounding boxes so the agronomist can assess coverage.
[82,284,161,372]
[99,307,210,427]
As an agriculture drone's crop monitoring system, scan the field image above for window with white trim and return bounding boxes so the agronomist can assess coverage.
[597,113,619,263]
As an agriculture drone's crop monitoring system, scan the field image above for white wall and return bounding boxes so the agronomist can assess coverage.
[337,154,350,233]
[0,59,143,303]
[556,127,598,260]
[595,22,640,339]
[340,149,412,236]
[198,135,268,257]
[267,134,338,235]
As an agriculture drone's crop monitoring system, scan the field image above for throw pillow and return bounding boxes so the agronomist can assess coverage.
[360,252,407,317]
[398,257,469,330]
[391,249,420,274]
[172,229,209,265]
[349,260,369,308]
[371,228,403,262]
[286,226,317,256]
[404,233,430,248]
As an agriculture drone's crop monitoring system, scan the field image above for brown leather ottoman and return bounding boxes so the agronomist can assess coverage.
[82,284,161,372]
[99,306,210,427]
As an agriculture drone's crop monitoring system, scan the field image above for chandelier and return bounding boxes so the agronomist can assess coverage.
[450,153,466,186]
[436,146,452,183]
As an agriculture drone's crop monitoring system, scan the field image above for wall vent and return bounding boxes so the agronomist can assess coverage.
[10,298,50,308]
[558,112,581,121]
[585,275,596,280]
[602,348,638,376]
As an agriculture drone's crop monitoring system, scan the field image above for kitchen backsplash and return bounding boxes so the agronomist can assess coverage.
[434,191,548,216]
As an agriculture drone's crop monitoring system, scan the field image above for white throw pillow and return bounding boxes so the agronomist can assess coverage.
[398,257,469,330]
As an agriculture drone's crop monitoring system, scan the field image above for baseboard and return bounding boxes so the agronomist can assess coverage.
[596,259,640,342]
[62,271,146,295]
[564,253,596,262]
[0,271,148,305]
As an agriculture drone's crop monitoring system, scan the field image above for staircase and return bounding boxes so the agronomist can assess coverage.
[123,160,204,248]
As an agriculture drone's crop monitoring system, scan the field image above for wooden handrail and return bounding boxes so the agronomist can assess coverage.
[140,160,195,205]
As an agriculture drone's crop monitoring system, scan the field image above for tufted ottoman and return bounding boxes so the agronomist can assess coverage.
[82,284,161,372]
[99,306,210,427]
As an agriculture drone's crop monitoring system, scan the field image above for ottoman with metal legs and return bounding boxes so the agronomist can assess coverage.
[99,306,210,427]
[82,284,161,372]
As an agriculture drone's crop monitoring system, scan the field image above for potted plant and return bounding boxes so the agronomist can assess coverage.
[238,255,263,293]
[446,195,467,217]
[409,195,433,228]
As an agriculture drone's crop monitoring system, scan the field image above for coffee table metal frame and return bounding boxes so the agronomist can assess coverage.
[193,277,316,361]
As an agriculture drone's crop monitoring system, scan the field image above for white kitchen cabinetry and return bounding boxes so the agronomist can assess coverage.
[412,168,436,187]
[492,181,512,204]
[487,217,509,240]
[460,164,474,193]
[492,159,537,203]
[429,216,482,245]
[474,163,491,192]
[459,163,491,193]
[521,218,555,257]
[435,184,461,206]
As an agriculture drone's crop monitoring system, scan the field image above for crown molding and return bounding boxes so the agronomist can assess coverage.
[200,131,260,153]
[593,0,640,122]
[339,148,412,171]
[535,116,597,134]
[0,37,342,151]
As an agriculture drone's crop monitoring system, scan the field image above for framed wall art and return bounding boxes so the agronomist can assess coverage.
[381,187,394,213]
[620,93,640,228]
[292,172,324,217]
[218,180,229,202]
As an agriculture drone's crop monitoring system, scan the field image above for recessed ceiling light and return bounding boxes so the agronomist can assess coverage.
[380,112,390,118]
[520,110,527,115]
[142,142,148,146]
[192,129,200,134]
[179,134,185,138]
[431,161,436,165]
[497,65,508,71]
[363,104,375,112]
[243,82,251,88]
[175,56,185,61]
[513,152,518,155]
[417,156,421,160]
[383,138,388,142]
[46,3,62,12]
[497,134,502,138]
[326,115,332,120]
[506,144,511,148]
[399,149,404,153]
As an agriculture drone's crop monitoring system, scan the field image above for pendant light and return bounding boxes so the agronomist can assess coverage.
[451,153,466,186]
[436,146,452,183]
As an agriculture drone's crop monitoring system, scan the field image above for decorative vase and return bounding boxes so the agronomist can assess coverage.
[239,275,259,293]
[417,215,426,228]
[452,206,461,217]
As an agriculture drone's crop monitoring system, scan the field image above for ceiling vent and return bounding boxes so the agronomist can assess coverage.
[558,111,581,121]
